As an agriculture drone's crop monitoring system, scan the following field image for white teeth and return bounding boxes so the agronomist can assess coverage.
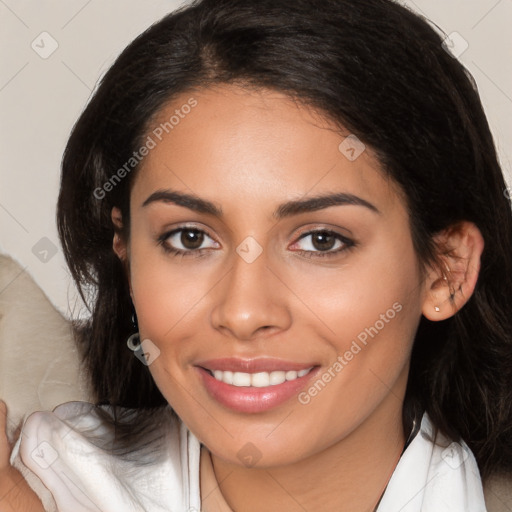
[209,367,314,387]
[269,371,286,385]
[251,372,270,387]
[233,372,251,386]
[214,370,235,384]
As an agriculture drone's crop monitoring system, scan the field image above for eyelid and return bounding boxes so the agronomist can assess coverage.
[289,228,354,252]
[159,222,216,240]
[292,223,354,239]
[157,224,219,254]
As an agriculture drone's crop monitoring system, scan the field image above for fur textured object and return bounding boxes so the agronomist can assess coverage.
[0,254,89,434]
[0,253,89,511]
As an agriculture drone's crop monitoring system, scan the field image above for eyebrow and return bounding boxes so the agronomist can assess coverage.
[141,189,380,218]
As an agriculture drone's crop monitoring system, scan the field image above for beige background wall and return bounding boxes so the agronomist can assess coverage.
[1,0,511,316]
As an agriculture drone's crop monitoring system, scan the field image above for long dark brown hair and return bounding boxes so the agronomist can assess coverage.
[56,0,512,478]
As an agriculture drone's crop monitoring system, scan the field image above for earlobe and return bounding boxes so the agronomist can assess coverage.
[422,221,484,321]
[111,207,133,298]
[111,207,128,262]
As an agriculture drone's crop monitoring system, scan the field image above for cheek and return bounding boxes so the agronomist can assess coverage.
[128,247,208,403]
[128,239,208,348]
[288,229,422,412]
[351,251,421,390]
[286,225,421,351]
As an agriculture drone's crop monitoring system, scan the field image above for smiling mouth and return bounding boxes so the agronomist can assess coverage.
[196,360,321,413]
[203,367,315,387]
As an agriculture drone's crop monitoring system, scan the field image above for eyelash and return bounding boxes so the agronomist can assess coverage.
[157,226,356,259]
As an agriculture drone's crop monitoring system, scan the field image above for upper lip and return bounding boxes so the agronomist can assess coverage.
[196,358,317,373]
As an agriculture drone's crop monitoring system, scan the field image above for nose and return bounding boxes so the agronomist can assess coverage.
[210,244,292,341]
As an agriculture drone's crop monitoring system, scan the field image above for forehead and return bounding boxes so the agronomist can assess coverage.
[131,84,402,216]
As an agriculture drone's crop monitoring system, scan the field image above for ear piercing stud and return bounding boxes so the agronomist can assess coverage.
[435,265,453,312]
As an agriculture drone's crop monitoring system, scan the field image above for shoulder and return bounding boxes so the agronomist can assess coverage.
[22,401,111,442]
[18,401,201,512]
[377,413,487,512]
[420,414,487,510]
[21,401,177,463]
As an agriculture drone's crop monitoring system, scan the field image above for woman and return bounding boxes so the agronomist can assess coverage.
[1,0,511,510]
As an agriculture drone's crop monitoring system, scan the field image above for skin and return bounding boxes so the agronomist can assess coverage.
[110,84,484,511]
[0,83,484,512]
[0,401,45,512]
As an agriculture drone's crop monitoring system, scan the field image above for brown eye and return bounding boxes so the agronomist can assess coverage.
[310,232,336,251]
[181,229,204,249]
[290,229,354,258]
[159,227,219,255]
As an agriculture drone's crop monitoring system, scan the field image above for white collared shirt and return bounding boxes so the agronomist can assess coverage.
[12,401,487,511]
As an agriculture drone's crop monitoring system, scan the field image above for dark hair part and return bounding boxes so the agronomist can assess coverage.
[57,0,512,478]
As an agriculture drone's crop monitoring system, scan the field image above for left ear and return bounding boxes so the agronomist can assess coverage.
[422,221,484,321]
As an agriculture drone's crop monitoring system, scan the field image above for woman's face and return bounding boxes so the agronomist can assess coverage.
[120,84,427,467]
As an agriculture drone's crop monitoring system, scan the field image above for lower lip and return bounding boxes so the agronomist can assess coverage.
[196,366,320,413]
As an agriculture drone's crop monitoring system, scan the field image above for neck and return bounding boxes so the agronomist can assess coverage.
[209,392,407,512]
